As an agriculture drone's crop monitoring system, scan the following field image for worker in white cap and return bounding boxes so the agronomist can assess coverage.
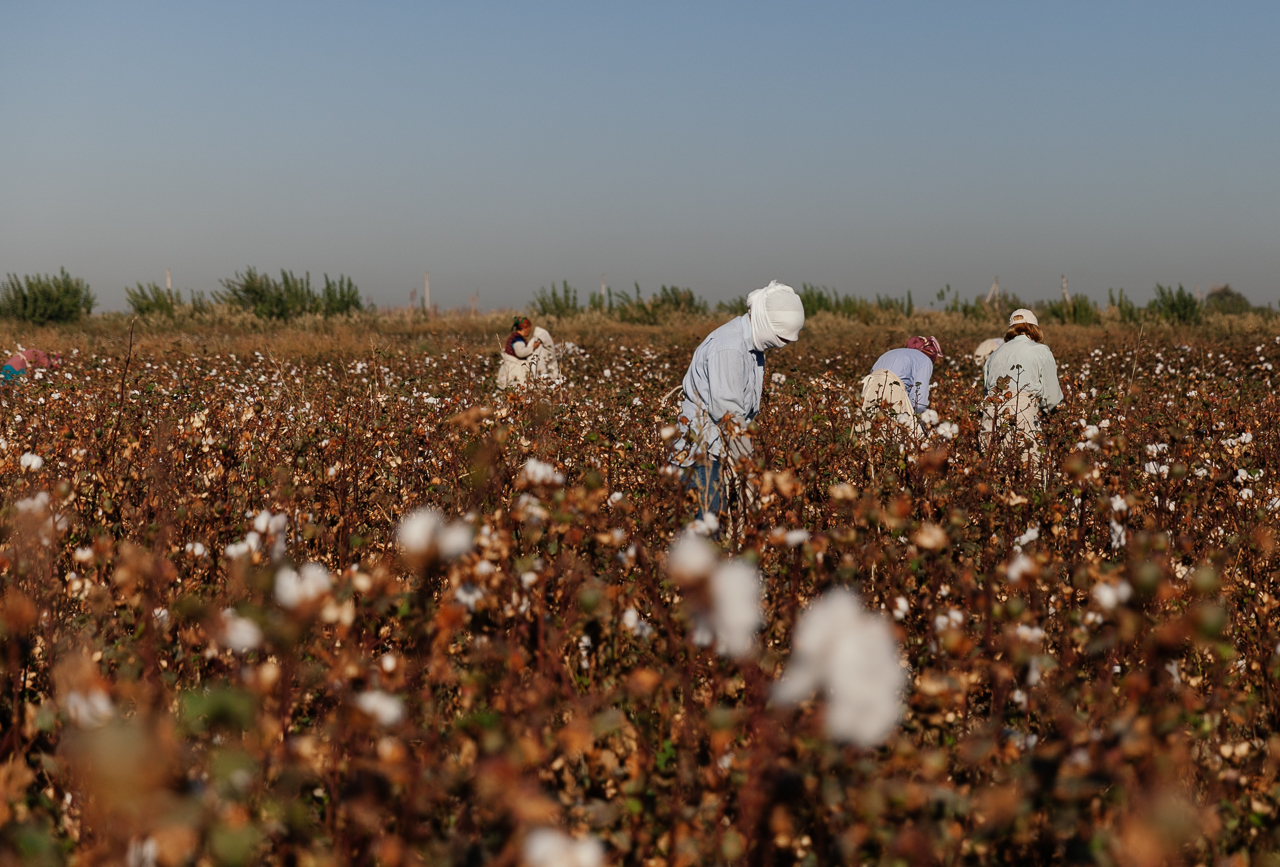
[980,308,1063,480]
[671,281,806,528]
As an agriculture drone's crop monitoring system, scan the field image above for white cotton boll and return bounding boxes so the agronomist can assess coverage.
[275,563,332,609]
[1015,525,1040,548]
[1092,583,1120,611]
[689,513,719,536]
[437,522,475,560]
[455,582,484,610]
[609,491,623,504]
[1110,519,1127,550]
[253,510,271,533]
[892,596,909,621]
[1110,495,1128,513]
[709,561,762,658]
[74,546,94,563]
[520,571,539,588]
[65,689,114,729]
[355,690,404,726]
[225,541,251,560]
[397,507,443,559]
[772,588,903,747]
[523,828,605,867]
[520,458,565,486]
[667,530,719,582]
[919,408,939,426]
[19,452,43,472]
[1007,553,1034,583]
[245,531,261,552]
[221,609,263,653]
[936,421,959,440]
[1240,488,1255,500]
[784,529,810,547]
[15,491,50,513]
[268,512,289,535]
[185,542,208,558]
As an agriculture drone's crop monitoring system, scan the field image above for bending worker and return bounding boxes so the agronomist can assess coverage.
[980,308,1063,473]
[671,281,805,524]
[497,317,543,387]
[854,336,942,441]
[3,348,60,382]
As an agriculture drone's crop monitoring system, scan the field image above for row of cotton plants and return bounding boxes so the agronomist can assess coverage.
[0,321,1278,865]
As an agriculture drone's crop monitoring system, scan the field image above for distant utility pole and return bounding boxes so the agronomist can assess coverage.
[985,277,1000,306]
[1062,274,1070,303]
[424,272,431,314]
[166,268,172,292]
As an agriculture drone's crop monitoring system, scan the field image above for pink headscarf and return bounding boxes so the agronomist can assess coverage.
[905,336,942,361]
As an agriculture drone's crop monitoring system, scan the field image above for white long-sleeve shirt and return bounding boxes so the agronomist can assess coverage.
[983,335,1064,411]
[673,315,764,464]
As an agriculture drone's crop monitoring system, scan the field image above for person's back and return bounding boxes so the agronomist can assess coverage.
[678,315,762,461]
[869,347,933,412]
[984,335,1062,411]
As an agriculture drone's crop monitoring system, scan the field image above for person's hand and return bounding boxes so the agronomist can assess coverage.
[530,339,542,349]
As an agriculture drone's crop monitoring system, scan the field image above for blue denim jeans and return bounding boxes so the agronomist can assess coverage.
[685,459,722,520]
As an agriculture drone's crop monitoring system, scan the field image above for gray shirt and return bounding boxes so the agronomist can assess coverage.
[983,334,1064,411]
[673,315,764,464]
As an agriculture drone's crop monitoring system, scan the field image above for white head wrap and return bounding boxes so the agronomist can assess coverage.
[746,281,805,351]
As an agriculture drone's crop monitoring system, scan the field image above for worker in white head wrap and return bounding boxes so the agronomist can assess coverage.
[670,281,806,528]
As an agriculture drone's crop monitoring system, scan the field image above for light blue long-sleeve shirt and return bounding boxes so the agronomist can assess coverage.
[870,347,933,413]
[673,315,764,464]
[983,335,1064,411]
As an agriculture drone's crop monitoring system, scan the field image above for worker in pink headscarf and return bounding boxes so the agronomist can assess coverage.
[2,348,61,382]
[853,336,943,442]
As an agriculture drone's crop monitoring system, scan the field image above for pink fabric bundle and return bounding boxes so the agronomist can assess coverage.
[905,336,943,361]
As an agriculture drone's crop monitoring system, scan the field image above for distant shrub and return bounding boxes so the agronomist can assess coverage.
[533,282,707,324]
[613,284,707,325]
[1038,294,1101,326]
[798,284,874,322]
[715,296,748,315]
[1109,288,1141,324]
[216,268,363,320]
[719,284,910,323]
[320,274,363,318]
[875,292,913,317]
[0,268,96,324]
[935,284,1026,321]
[126,282,181,317]
[1204,284,1252,316]
[532,281,587,318]
[126,283,213,318]
[1149,283,1201,325]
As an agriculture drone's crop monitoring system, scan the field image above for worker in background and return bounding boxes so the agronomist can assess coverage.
[980,308,1064,480]
[853,336,942,442]
[671,281,805,531]
[2,348,60,382]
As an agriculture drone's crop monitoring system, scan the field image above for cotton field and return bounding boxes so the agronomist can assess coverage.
[0,316,1278,866]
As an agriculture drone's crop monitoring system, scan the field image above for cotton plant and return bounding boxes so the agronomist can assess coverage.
[665,530,762,660]
[396,506,475,570]
[771,587,905,747]
[523,828,604,867]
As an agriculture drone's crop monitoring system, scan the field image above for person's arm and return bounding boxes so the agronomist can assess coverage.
[706,349,755,459]
[1040,349,1064,411]
[510,337,535,359]
[911,356,933,413]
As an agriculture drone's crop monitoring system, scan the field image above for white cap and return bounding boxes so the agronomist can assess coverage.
[1008,308,1039,327]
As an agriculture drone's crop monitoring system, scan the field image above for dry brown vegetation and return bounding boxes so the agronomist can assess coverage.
[1,310,1279,866]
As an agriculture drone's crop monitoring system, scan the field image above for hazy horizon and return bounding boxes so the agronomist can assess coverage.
[3,2,1278,313]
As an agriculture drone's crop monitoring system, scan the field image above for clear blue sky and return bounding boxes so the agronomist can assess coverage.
[3,2,1278,312]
